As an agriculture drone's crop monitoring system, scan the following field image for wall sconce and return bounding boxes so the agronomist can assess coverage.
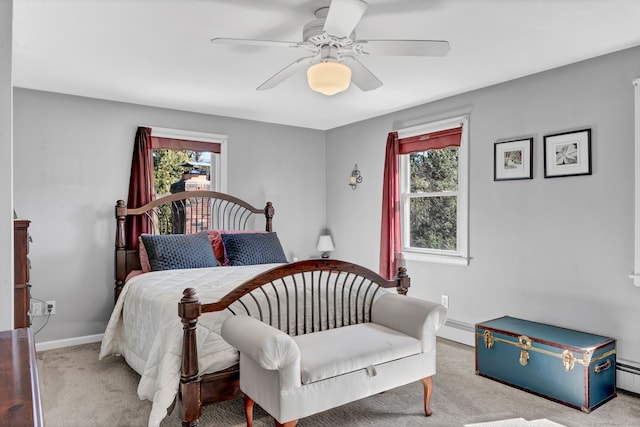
[317,235,335,259]
[349,164,363,190]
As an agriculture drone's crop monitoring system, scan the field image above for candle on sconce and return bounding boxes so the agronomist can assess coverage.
[349,164,363,189]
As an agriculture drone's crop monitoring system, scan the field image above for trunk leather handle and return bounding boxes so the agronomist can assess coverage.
[594,359,611,374]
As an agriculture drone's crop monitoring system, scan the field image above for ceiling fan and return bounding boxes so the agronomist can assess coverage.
[211,0,450,95]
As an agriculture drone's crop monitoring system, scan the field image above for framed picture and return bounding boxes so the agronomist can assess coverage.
[494,138,533,181]
[543,129,591,178]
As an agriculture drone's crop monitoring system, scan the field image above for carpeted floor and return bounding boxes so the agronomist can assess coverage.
[36,338,640,427]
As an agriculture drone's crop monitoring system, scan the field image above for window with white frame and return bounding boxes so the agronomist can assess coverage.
[150,127,227,197]
[399,115,469,265]
[153,149,215,196]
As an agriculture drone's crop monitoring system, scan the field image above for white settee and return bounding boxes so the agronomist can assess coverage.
[221,292,447,427]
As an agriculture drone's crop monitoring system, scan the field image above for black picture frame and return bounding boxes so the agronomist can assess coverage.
[494,138,533,181]
[543,129,592,178]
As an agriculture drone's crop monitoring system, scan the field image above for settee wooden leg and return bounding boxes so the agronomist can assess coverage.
[422,376,433,416]
[244,394,255,427]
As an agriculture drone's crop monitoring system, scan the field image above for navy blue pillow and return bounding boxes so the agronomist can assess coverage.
[140,232,218,271]
[221,232,287,266]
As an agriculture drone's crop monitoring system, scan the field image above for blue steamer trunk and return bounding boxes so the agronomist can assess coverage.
[475,316,616,413]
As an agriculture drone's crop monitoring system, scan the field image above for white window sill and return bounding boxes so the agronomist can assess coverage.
[403,251,470,266]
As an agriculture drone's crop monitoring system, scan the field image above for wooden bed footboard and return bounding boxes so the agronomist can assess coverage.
[177,259,411,426]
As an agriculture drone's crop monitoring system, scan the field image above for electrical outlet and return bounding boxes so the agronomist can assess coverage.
[441,295,449,308]
[31,301,43,317]
[46,300,56,315]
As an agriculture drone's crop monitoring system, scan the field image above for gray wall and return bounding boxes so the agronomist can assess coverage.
[0,1,13,330]
[12,89,326,342]
[326,46,640,364]
[8,41,640,370]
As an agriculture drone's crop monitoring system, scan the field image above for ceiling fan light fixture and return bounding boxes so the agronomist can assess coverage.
[307,61,352,96]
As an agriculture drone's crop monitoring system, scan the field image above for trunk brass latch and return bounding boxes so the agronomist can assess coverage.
[483,330,494,349]
[518,335,531,366]
[562,349,576,371]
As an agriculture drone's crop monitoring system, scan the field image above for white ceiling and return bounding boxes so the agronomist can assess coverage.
[12,0,640,130]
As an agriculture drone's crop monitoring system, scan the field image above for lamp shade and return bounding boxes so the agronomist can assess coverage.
[307,62,351,96]
[317,235,335,252]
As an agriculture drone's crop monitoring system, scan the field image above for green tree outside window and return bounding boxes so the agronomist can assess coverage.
[407,147,459,251]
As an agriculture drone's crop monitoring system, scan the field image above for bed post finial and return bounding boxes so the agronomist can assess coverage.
[395,266,410,295]
[115,200,128,304]
[264,202,274,232]
[179,288,202,426]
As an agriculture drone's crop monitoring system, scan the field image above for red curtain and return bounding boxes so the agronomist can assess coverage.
[379,126,462,279]
[126,127,153,250]
[399,127,462,154]
[380,132,400,279]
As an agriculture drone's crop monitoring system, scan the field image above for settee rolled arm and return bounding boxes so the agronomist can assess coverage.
[221,315,300,370]
[221,315,302,391]
[371,293,447,353]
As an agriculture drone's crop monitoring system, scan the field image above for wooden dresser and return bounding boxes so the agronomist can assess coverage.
[0,328,43,426]
[14,220,31,329]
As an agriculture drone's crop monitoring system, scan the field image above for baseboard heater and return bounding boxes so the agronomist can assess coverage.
[617,361,640,375]
[617,359,640,395]
[445,319,475,332]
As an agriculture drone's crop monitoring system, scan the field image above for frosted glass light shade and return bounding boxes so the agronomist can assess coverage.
[307,62,351,95]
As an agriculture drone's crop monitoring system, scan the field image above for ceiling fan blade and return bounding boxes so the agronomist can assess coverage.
[323,0,368,38]
[340,56,382,91]
[211,37,299,49]
[354,40,451,57]
[257,56,319,90]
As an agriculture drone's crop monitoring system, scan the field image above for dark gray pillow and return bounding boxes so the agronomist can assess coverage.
[221,232,287,266]
[140,232,218,271]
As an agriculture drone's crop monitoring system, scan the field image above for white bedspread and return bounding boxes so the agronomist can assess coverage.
[99,264,282,427]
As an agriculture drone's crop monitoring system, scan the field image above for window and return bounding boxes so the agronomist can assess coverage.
[153,149,213,196]
[399,115,469,265]
[126,127,228,249]
[150,127,227,196]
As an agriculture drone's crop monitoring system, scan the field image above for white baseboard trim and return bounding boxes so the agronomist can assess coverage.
[437,318,640,395]
[35,333,103,352]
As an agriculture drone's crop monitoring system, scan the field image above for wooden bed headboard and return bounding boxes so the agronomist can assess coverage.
[114,190,274,303]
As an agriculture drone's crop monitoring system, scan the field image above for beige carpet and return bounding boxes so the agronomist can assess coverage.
[36,338,640,427]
